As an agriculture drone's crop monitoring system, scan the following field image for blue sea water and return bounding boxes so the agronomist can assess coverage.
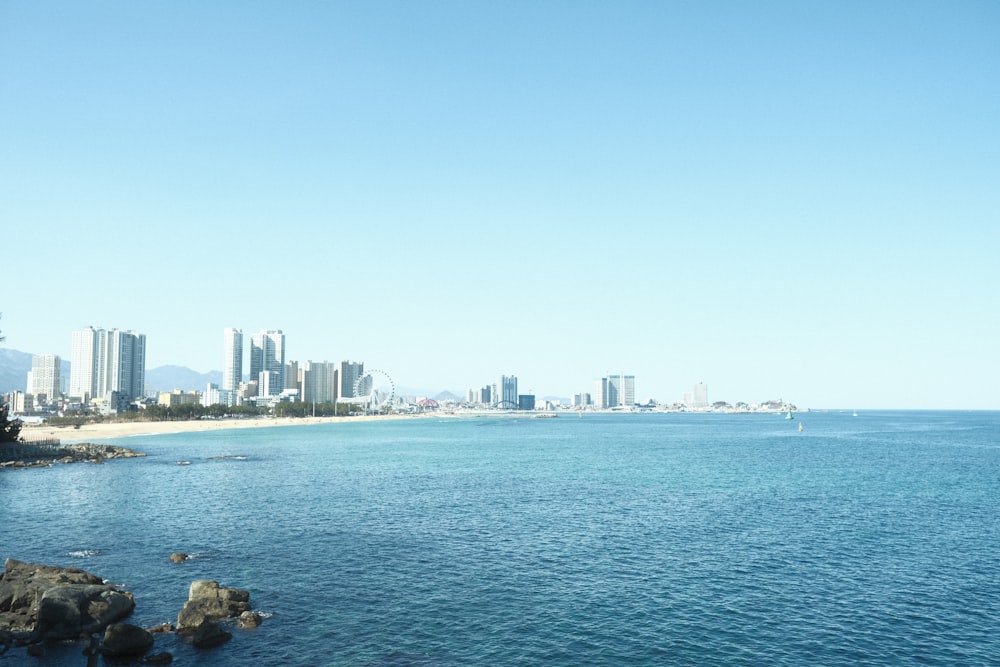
[2,411,999,666]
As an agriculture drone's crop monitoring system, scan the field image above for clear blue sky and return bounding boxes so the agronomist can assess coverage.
[2,1,998,409]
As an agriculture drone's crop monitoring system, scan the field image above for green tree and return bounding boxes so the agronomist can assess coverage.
[1,405,22,443]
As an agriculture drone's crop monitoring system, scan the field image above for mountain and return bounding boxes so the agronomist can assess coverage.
[0,348,32,394]
[145,365,222,394]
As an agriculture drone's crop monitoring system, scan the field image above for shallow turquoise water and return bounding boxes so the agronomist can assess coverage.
[2,411,998,665]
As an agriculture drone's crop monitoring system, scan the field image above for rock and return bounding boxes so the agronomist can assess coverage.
[147,623,174,633]
[0,559,133,641]
[27,642,45,657]
[144,652,174,664]
[191,621,231,649]
[237,611,263,628]
[176,580,250,631]
[169,553,188,564]
[37,584,135,639]
[102,622,154,657]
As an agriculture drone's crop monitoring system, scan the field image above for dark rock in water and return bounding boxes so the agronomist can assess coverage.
[144,651,174,664]
[147,622,174,633]
[26,642,45,657]
[102,622,154,657]
[169,552,188,564]
[191,621,232,649]
[37,584,135,639]
[176,580,250,631]
[0,559,133,640]
[237,610,263,628]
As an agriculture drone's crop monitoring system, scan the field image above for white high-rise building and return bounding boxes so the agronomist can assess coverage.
[250,330,286,396]
[302,361,338,404]
[596,373,635,408]
[70,326,101,400]
[607,374,635,408]
[498,375,518,408]
[223,328,243,391]
[595,377,608,409]
[30,355,61,402]
[104,329,146,401]
[693,382,709,409]
[69,327,146,403]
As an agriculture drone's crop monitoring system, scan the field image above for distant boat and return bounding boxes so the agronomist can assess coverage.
[853,410,858,417]
[785,409,794,420]
[798,422,804,433]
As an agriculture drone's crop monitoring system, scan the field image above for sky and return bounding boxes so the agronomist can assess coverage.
[1,1,998,409]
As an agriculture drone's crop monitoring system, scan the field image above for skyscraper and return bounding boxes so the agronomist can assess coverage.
[104,329,146,401]
[69,326,101,400]
[693,382,709,408]
[606,374,635,408]
[30,355,61,402]
[596,373,635,408]
[250,330,286,396]
[223,328,243,391]
[69,327,145,403]
[302,361,338,404]
[498,375,518,408]
[339,360,364,399]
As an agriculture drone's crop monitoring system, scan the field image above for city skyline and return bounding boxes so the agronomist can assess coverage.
[2,3,998,410]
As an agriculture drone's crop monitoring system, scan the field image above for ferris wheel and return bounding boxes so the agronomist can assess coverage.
[352,369,396,412]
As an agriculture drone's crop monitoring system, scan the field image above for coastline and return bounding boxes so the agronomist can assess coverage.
[19,413,431,444]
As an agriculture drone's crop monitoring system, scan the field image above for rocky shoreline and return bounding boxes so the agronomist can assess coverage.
[0,443,146,469]
[0,558,260,662]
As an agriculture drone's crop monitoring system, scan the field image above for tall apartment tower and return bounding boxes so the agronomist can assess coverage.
[607,374,635,408]
[223,328,243,391]
[285,360,300,393]
[69,326,101,400]
[69,327,146,402]
[596,374,635,408]
[30,354,61,402]
[693,382,709,408]
[498,375,518,408]
[302,361,338,404]
[102,329,146,402]
[595,377,608,409]
[249,330,286,396]
[339,360,364,399]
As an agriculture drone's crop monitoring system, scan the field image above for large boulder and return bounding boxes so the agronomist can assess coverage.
[176,580,250,632]
[102,622,154,657]
[0,559,133,640]
[191,621,232,649]
[37,585,135,639]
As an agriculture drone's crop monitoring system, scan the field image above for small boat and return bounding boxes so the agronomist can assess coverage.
[798,422,804,433]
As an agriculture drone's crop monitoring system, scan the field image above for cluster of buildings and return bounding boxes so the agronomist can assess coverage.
[8,327,147,415]
[201,327,369,409]
[4,326,376,416]
[462,373,640,412]
[3,325,733,417]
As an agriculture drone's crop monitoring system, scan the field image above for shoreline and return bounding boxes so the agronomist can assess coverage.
[18,413,432,444]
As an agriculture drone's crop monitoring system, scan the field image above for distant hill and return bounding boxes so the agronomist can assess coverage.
[146,365,222,394]
[0,348,32,394]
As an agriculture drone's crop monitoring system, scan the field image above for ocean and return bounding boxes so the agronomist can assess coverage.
[2,411,998,665]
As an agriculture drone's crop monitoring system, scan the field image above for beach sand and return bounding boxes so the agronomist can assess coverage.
[20,413,427,444]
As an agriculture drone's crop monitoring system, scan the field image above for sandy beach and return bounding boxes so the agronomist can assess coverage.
[19,413,425,444]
